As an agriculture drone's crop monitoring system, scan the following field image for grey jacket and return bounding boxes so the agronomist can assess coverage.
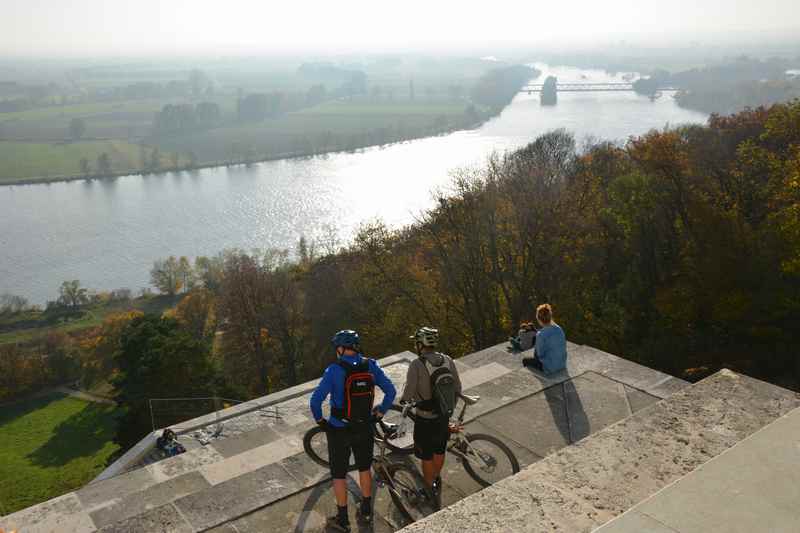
[400,352,462,419]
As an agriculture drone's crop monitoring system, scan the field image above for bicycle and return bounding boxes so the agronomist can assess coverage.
[303,417,436,526]
[383,393,521,487]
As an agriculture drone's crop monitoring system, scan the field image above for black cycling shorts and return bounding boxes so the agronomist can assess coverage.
[413,415,450,460]
[326,424,374,479]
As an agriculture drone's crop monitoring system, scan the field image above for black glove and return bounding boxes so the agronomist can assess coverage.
[317,419,330,431]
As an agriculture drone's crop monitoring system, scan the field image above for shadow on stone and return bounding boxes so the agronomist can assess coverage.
[293,482,328,533]
[526,368,588,445]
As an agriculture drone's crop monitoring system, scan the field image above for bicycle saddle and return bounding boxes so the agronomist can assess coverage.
[460,394,480,405]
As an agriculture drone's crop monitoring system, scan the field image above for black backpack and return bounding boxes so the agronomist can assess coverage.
[332,359,375,424]
[424,355,457,418]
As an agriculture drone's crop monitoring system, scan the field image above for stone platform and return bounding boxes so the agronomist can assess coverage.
[1,342,696,533]
[595,404,800,533]
[400,369,800,533]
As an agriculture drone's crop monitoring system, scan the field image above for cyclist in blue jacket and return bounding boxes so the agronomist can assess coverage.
[310,329,396,532]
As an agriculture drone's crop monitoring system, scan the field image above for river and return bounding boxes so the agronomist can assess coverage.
[0,64,708,304]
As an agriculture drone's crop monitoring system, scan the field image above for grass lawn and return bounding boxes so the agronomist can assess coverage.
[0,393,120,515]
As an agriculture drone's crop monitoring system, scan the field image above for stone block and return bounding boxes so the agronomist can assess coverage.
[90,471,210,528]
[96,503,192,533]
[147,444,225,483]
[647,376,690,399]
[623,385,660,413]
[609,406,800,533]
[77,467,159,512]
[200,434,302,485]
[210,424,283,458]
[469,387,570,457]
[594,510,678,532]
[279,452,330,486]
[175,462,302,531]
[565,373,633,443]
[0,493,94,533]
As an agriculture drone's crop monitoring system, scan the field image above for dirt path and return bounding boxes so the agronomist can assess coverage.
[56,386,117,406]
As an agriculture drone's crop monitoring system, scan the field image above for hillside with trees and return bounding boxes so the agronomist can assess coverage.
[634,57,800,114]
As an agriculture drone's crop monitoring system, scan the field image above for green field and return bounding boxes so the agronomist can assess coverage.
[0,294,182,345]
[0,99,472,184]
[0,55,499,184]
[0,140,156,183]
[0,393,120,515]
[155,100,472,163]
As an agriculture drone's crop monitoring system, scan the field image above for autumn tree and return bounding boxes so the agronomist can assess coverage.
[58,280,89,309]
[150,256,192,295]
[173,288,216,340]
[80,310,144,386]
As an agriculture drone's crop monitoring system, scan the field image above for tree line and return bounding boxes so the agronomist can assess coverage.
[634,57,800,114]
[471,65,540,109]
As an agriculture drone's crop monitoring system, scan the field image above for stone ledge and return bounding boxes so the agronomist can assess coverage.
[93,350,417,483]
[595,404,800,532]
[399,369,800,533]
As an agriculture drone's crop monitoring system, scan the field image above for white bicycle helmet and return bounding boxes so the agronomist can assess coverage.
[411,326,439,348]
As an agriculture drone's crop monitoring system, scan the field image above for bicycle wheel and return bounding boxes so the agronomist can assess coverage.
[385,463,436,522]
[302,426,357,471]
[459,433,520,487]
[379,405,417,455]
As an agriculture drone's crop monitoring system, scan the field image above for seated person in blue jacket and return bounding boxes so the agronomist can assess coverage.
[523,303,567,374]
[310,329,397,532]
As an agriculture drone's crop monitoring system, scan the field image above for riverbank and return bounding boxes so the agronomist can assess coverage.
[0,114,490,187]
[0,65,541,187]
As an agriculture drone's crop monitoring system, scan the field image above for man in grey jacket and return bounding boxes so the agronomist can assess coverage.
[400,327,462,494]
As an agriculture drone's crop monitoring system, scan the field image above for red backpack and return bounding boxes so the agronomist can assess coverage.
[332,359,375,424]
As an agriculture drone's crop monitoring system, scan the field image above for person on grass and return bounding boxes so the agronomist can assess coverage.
[310,329,396,532]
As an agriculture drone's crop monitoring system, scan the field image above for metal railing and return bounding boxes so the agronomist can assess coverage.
[148,396,281,440]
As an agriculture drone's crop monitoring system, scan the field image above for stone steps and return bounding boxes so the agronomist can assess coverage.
[398,369,800,533]
[593,404,800,533]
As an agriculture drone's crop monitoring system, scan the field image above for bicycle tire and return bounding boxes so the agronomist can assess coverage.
[459,433,520,487]
[380,405,417,455]
[385,463,433,522]
[301,425,357,471]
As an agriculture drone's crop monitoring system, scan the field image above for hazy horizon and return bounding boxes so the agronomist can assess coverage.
[2,0,799,58]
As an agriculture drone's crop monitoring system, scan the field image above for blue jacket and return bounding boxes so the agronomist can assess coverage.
[310,354,397,428]
[535,324,567,374]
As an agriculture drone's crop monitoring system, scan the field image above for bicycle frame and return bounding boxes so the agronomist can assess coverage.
[371,421,428,525]
[444,400,498,472]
